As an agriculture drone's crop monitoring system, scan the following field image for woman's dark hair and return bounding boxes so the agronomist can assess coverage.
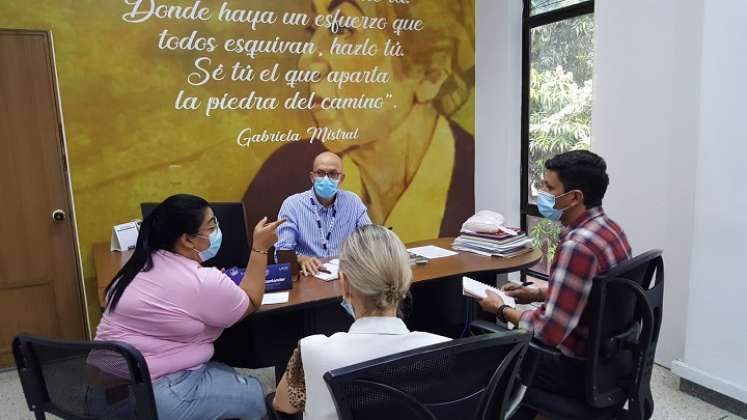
[545,150,610,208]
[105,194,209,312]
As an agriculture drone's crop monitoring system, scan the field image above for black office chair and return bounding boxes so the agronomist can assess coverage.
[471,249,664,420]
[13,333,158,420]
[322,330,531,420]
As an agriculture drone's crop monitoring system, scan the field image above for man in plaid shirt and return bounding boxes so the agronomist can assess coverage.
[479,150,631,400]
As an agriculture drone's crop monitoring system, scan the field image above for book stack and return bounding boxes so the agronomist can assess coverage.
[452,228,534,258]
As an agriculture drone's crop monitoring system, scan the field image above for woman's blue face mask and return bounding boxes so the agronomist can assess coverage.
[195,226,222,262]
[340,299,355,319]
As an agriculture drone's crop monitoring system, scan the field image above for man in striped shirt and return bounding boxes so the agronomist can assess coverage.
[275,152,371,275]
[478,150,632,402]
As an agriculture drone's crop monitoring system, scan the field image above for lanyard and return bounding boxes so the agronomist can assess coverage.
[311,197,337,255]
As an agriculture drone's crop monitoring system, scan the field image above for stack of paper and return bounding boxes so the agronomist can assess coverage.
[314,259,340,281]
[262,291,289,305]
[452,228,533,258]
[407,245,458,259]
[462,277,516,308]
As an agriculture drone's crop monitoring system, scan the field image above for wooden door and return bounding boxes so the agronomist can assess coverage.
[0,30,87,368]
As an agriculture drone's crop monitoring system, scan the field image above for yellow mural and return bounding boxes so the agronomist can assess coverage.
[0,0,475,307]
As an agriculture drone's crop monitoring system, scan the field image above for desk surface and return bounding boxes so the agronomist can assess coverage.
[94,238,542,313]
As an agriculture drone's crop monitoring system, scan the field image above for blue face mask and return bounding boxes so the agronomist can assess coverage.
[314,177,339,200]
[196,227,222,262]
[537,191,570,222]
[340,299,356,319]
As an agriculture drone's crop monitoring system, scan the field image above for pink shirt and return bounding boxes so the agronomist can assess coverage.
[94,250,250,380]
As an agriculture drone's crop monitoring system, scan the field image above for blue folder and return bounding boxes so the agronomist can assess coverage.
[225,263,292,293]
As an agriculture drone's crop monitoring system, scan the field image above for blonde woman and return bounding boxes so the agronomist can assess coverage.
[272,225,450,419]
[244,0,475,245]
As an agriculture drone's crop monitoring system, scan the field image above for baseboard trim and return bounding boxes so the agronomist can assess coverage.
[672,360,747,417]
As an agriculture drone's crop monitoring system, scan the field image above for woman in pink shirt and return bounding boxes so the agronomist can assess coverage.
[91,194,283,420]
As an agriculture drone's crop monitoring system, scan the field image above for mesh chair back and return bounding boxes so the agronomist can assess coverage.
[586,250,664,419]
[13,334,158,420]
[324,330,530,420]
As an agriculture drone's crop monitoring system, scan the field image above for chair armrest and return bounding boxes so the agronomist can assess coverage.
[505,384,527,419]
[518,339,565,389]
[469,321,567,389]
[471,320,563,360]
[528,339,562,358]
[469,320,510,335]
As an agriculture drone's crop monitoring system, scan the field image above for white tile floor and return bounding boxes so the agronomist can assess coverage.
[1,365,743,420]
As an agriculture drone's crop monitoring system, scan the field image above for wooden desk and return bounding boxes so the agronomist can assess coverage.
[94,243,133,306]
[93,238,540,378]
[256,238,540,313]
[93,239,542,311]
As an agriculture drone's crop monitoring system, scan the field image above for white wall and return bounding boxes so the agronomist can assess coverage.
[476,0,702,367]
[592,0,704,368]
[671,0,747,403]
[477,1,747,402]
[474,0,523,227]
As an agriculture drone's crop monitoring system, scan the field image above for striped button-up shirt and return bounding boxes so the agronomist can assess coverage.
[276,188,372,258]
[519,207,632,359]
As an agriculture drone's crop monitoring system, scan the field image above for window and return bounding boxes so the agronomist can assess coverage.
[521,0,594,277]
[530,0,589,16]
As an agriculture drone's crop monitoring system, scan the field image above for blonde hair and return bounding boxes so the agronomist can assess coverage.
[339,225,412,310]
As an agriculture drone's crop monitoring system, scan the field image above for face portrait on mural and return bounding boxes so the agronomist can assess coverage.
[244,0,475,243]
[300,0,414,151]
[300,0,474,152]
[0,0,475,322]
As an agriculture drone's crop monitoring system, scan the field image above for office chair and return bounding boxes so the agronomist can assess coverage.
[471,250,664,420]
[13,334,158,420]
[141,202,250,269]
[322,330,531,420]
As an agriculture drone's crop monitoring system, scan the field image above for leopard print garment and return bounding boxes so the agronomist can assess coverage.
[286,345,306,410]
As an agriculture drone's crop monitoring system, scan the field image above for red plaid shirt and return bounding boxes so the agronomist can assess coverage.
[519,207,631,359]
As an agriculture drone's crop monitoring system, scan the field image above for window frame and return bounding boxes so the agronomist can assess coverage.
[520,0,594,279]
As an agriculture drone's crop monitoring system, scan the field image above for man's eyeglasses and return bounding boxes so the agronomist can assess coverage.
[312,170,343,180]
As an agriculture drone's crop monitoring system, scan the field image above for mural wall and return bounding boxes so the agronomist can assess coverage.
[0,0,475,288]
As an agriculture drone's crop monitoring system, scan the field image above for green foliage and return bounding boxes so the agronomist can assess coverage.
[530,218,563,263]
[528,67,592,187]
[531,13,594,83]
[528,13,594,270]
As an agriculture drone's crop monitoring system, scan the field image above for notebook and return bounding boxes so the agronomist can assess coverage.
[314,259,340,281]
[462,276,516,308]
[407,245,458,259]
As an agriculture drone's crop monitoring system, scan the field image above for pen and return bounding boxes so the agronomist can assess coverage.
[521,281,534,287]
[318,268,331,274]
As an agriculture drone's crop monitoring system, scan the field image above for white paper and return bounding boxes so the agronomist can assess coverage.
[462,276,516,308]
[407,245,458,259]
[110,222,140,251]
[262,291,289,305]
[314,259,340,281]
